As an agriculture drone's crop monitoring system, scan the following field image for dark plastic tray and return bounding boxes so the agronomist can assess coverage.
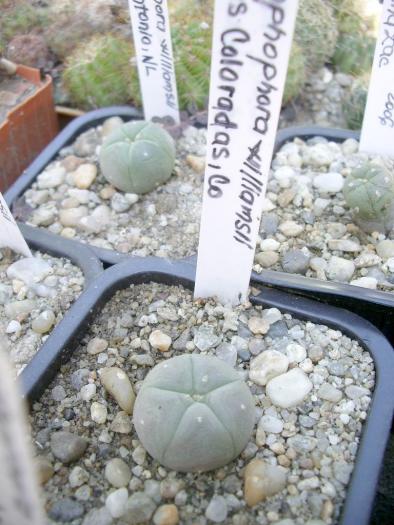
[5,111,393,341]
[22,257,394,525]
[10,223,103,392]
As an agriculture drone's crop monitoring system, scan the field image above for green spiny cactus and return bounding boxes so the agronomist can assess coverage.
[333,33,375,76]
[343,162,394,234]
[63,34,135,110]
[99,121,175,194]
[295,0,338,72]
[342,79,368,130]
[133,354,255,472]
[283,42,306,105]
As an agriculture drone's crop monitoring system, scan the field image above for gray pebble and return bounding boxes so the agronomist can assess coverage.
[282,250,311,275]
[205,495,228,523]
[122,492,156,524]
[50,431,87,463]
[51,385,66,402]
[48,498,84,522]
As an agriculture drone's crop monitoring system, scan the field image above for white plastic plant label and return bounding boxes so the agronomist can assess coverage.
[0,192,32,257]
[360,0,394,155]
[0,343,44,525]
[128,0,180,123]
[195,0,299,305]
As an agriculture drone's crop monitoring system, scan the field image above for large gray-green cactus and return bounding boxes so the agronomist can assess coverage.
[99,121,175,194]
[133,354,255,472]
[343,162,394,233]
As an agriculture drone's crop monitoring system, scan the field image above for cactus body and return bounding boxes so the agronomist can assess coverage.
[344,162,394,233]
[342,80,368,130]
[99,121,175,194]
[63,34,134,109]
[295,0,338,72]
[283,42,306,104]
[133,355,255,472]
[333,33,375,76]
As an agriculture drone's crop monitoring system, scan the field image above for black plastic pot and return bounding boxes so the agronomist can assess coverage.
[10,223,103,394]
[5,112,393,341]
[251,126,394,345]
[22,257,393,525]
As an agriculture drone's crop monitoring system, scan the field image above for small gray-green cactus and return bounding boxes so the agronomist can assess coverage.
[343,162,394,233]
[342,80,368,130]
[133,354,255,472]
[99,121,175,194]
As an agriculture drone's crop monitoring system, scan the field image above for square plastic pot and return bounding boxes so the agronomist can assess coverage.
[20,257,393,525]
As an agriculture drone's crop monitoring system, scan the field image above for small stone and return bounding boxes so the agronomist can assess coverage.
[82,506,113,525]
[244,458,287,506]
[266,368,312,408]
[248,317,270,335]
[314,197,330,216]
[149,330,172,352]
[50,431,87,464]
[160,479,184,499]
[49,498,84,522]
[132,446,146,465]
[153,504,179,525]
[313,172,344,193]
[345,385,370,399]
[278,221,304,237]
[111,192,138,213]
[105,458,131,488]
[31,207,56,226]
[205,495,228,523]
[259,415,283,434]
[285,343,307,363]
[281,250,310,274]
[260,239,280,252]
[341,138,358,154]
[79,205,111,233]
[80,383,96,401]
[318,383,343,403]
[102,117,124,137]
[37,166,65,189]
[87,337,108,355]
[70,369,89,390]
[100,367,135,414]
[32,309,55,334]
[194,326,220,351]
[350,277,378,289]
[255,251,279,268]
[249,350,289,386]
[327,256,355,282]
[215,343,237,367]
[100,186,116,199]
[307,144,334,167]
[106,487,128,518]
[51,385,66,401]
[110,411,132,434]
[91,402,108,424]
[73,163,97,189]
[376,240,394,260]
[5,299,37,318]
[122,492,156,524]
[262,308,282,325]
[328,239,361,252]
[6,320,21,334]
[69,466,89,488]
[7,257,52,284]
[59,206,88,227]
[35,456,54,484]
[186,154,205,173]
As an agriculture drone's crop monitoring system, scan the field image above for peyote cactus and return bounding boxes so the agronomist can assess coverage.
[283,42,306,105]
[294,0,338,72]
[99,121,176,194]
[342,79,368,130]
[343,162,394,234]
[133,355,255,472]
[63,34,135,109]
[333,33,375,76]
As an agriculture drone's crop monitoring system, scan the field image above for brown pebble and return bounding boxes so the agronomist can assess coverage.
[35,456,54,484]
[153,504,179,525]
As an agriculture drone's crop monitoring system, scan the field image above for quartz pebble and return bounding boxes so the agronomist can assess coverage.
[318,382,343,403]
[278,221,304,237]
[327,256,355,282]
[244,458,287,506]
[106,487,128,518]
[100,367,135,414]
[37,166,65,189]
[259,415,283,434]
[350,277,378,289]
[87,337,108,355]
[105,458,131,488]
[32,309,55,334]
[249,350,289,386]
[73,163,97,189]
[313,172,344,193]
[50,431,87,463]
[110,411,132,434]
[69,466,89,488]
[266,368,312,408]
[248,317,270,335]
[153,504,179,525]
[7,257,52,284]
[376,240,394,260]
[285,343,307,363]
[91,402,108,424]
[149,330,172,352]
[205,495,228,523]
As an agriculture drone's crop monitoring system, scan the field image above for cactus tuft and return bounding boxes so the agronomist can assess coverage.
[133,354,255,472]
[99,120,176,194]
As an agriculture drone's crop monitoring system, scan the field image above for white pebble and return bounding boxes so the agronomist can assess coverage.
[106,487,128,518]
[91,402,107,424]
[266,368,312,408]
[149,330,172,352]
[285,343,306,364]
[249,350,289,386]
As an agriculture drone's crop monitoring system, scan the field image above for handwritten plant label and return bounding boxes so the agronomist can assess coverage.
[0,343,44,525]
[360,0,394,155]
[0,193,32,257]
[195,0,299,305]
[128,0,180,123]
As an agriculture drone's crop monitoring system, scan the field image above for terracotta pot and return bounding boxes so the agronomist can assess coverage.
[0,64,58,192]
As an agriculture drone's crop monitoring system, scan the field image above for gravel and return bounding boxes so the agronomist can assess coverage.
[30,282,375,524]
[0,248,84,371]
